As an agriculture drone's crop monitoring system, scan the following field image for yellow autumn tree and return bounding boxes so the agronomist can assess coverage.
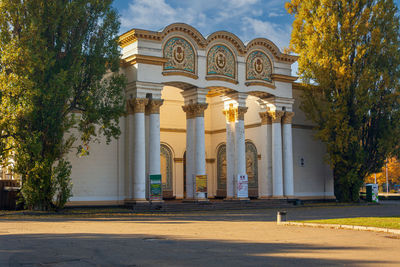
[286,0,400,201]
[365,157,400,188]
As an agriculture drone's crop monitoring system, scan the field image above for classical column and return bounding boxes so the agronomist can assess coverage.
[193,103,208,200]
[259,112,273,198]
[282,111,295,197]
[146,99,164,179]
[182,105,195,199]
[223,104,236,199]
[126,101,135,199]
[130,98,149,201]
[236,106,248,199]
[269,110,285,197]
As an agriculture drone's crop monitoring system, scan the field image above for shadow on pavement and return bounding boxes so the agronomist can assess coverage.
[1,203,400,223]
[0,233,393,267]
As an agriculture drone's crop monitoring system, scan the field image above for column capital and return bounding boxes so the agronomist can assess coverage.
[282,111,295,124]
[237,106,248,121]
[223,103,237,123]
[182,103,208,119]
[259,112,272,125]
[128,98,149,114]
[145,99,164,115]
[268,110,285,123]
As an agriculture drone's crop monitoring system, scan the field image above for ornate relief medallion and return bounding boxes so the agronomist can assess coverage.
[246,50,272,82]
[163,37,195,73]
[207,45,235,79]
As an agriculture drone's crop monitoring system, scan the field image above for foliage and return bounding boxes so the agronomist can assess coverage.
[286,0,400,202]
[365,157,400,186]
[0,0,126,210]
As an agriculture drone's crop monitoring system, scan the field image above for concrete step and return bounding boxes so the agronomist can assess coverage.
[127,199,294,212]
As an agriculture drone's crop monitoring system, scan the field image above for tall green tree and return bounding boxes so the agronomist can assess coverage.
[0,0,125,210]
[286,0,400,202]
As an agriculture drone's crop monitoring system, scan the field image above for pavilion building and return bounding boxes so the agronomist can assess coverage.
[66,23,334,205]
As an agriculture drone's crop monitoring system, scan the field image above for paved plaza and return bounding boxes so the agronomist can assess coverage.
[0,202,400,266]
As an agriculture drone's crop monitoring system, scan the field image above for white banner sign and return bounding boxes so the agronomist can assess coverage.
[237,174,248,198]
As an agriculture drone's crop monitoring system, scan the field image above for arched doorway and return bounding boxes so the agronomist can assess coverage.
[216,144,227,197]
[246,141,258,198]
[160,143,174,199]
[216,141,259,198]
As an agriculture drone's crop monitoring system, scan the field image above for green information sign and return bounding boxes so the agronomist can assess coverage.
[149,174,162,201]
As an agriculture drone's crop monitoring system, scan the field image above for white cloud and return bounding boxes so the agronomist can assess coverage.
[120,0,205,32]
[240,17,291,51]
[119,0,294,53]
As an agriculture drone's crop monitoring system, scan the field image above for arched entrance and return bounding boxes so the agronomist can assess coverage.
[216,141,259,198]
[246,141,259,198]
[160,143,173,199]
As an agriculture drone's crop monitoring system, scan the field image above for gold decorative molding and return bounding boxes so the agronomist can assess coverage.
[283,111,295,124]
[271,73,298,83]
[245,81,276,89]
[128,98,149,113]
[161,128,186,133]
[259,112,272,125]
[205,76,239,84]
[162,71,198,80]
[206,158,216,163]
[122,55,168,66]
[237,106,248,121]
[119,24,298,63]
[174,158,184,163]
[268,110,285,123]
[145,99,164,115]
[246,38,298,63]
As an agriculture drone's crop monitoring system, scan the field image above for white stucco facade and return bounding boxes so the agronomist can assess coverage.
[66,23,334,205]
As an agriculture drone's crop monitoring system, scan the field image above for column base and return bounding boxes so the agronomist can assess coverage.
[258,196,273,200]
[182,199,197,203]
[270,196,285,199]
[149,200,164,204]
[131,199,149,204]
[223,197,250,202]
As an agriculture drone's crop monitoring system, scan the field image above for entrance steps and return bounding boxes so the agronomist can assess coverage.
[125,199,295,212]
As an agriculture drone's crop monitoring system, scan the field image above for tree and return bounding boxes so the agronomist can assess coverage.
[0,0,125,210]
[365,157,400,189]
[286,0,400,202]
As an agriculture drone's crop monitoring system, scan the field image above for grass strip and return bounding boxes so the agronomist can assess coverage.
[299,217,400,230]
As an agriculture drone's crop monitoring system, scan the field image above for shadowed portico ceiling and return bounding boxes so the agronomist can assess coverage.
[119,23,297,63]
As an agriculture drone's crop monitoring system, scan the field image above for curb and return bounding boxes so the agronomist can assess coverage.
[280,221,400,235]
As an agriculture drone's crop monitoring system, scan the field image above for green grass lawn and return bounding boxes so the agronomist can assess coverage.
[299,217,400,230]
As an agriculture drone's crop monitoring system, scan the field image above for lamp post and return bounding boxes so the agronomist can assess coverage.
[385,161,389,194]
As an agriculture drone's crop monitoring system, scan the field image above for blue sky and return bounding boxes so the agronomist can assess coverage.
[113,0,294,51]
